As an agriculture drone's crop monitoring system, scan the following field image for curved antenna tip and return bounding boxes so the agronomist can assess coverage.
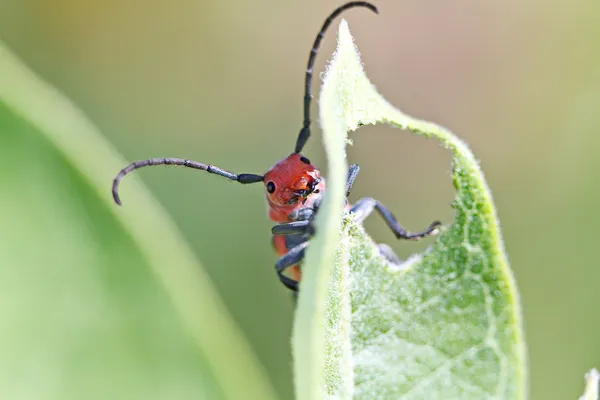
[358,2,379,14]
[112,189,123,206]
[366,3,379,14]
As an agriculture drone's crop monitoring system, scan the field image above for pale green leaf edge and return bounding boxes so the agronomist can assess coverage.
[0,41,279,400]
[292,20,527,400]
[580,369,600,400]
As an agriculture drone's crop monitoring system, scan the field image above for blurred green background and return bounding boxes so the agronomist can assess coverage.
[1,0,599,399]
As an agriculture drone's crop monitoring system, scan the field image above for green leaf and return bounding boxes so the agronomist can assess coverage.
[292,20,527,400]
[0,42,279,400]
[580,369,600,400]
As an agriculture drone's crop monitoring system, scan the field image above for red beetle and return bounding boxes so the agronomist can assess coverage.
[112,2,441,292]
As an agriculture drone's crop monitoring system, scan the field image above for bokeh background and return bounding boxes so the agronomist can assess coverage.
[1,0,599,399]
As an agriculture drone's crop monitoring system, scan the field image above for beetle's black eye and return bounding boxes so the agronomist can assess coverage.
[266,181,276,193]
[300,156,311,164]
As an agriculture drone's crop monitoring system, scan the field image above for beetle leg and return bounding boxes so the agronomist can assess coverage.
[278,274,299,292]
[287,205,318,221]
[377,243,401,265]
[346,164,360,197]
[272,220,312,236]
[350,197,441,240]
[274,241,310,292]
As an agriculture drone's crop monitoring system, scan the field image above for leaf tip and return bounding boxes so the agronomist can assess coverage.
[338,18,352,41]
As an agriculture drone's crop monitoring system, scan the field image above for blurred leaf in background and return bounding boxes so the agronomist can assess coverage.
[1,0,600,399]
[0,40,277,400]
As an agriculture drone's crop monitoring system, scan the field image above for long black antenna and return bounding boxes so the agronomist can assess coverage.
[112,158,263,205]
[294,1,378,154]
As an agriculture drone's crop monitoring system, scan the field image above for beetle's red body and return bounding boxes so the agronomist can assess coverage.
[265,153,326,282]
